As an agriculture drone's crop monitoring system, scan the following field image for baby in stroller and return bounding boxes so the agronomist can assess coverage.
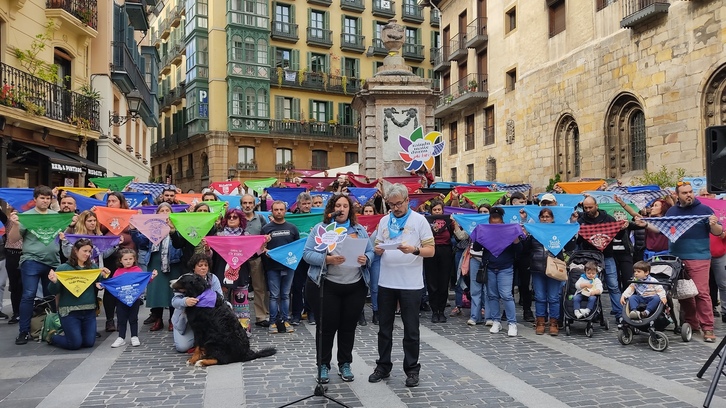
[573,261,603,319]
[620,261,667,320]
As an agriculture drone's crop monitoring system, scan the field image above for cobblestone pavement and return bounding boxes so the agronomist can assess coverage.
[2,293,726,407]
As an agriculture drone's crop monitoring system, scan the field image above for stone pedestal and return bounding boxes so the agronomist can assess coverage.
[352,20,439,180]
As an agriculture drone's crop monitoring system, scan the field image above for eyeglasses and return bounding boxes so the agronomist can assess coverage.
[227,215,239,219]
[676,181,691,187]
[387,199,407,209]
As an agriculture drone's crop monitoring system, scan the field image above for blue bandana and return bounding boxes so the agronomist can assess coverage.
[388,208,412,239]
[335,220,351,230]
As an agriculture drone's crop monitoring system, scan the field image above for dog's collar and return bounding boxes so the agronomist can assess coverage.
[196,289,217,308]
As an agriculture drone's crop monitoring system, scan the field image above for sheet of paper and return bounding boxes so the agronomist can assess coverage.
[377,242,401,251]
[338,237,369,268]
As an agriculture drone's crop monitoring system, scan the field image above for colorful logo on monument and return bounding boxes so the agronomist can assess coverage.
[398,127,445,172]
[313,223,348,252]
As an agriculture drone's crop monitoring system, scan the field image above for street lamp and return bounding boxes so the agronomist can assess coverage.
[228,167,237,180]
[109,89,144,127]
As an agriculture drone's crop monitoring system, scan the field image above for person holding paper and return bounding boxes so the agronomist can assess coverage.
[303,194,374,384]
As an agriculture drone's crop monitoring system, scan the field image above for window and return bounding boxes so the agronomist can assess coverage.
[345,152,358,165]
[549,0,566,37]
[277,148,292,165]
[596,0,617,11]
[506,68,516,91]
[466,164,474,183]
[273,47,299,69]
[275,96,300,120]
[187,154,194,175]
[405,27,418,44]
[238,146,255,164]
[486,157,496,181]
[312,100,327,122]
[630,111,646,170]
[450,167,457,182]
[339,103,355,125]
[231,87,244,115]
[465,114,475,151]
[343,16,359,44]
[505,7,516,33]
[312,150,328,170]
[310,10,325,38]
[484,106,494,145]
[275,3,292,33]
[449,122,457,155]
[310,52,328,73]
[555,115,580,180]
[342,57,359,78]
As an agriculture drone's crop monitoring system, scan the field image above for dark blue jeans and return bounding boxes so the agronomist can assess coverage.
[19,260,52,333]
[572,293,597,312]
[51,309,97,350]
[376,286,422,375]
[628,294,661,315]
[116,299,141,339]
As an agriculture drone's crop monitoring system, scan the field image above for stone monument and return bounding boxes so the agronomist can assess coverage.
[352,19,440,179]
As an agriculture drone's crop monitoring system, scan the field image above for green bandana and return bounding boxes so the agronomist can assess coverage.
[286,212,324,238]
[598,203,639,222]
[18,213,74,245]
[89,176,135,192]
[169,212,220,246]
[460,191,507,206]
[202,201,227,214]
[244,178,278,195]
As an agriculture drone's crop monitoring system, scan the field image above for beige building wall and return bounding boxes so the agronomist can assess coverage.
[436,0,726,190]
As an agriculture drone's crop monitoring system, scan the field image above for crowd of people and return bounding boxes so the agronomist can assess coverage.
[0,172,724,389]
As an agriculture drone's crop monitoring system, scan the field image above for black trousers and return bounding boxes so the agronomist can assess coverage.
[150,306,175,320]
[615,254,634,292]
[5,249,22,316]
[376,286,422,375]
[291,261,309,320]
[424,244,452,313]
[116,299,141,338]
[305,278,367,369]
[515,261,532,310]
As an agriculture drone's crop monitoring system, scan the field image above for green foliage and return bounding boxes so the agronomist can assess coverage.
[13,22,59,84]
[78,84,101,100]
[633,165,687,188]
[546,173,561,192]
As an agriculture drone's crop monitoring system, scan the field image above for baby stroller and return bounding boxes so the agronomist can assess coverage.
[562,250,609,337]
[618,255,691,351]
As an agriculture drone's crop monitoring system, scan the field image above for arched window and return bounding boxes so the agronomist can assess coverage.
[605,93,646,177]
[201,154,209,177]
[231,86,244,115]
[554,114,580,180]
[703,64,726,127]
[257,88,268,117]
[231,35,243,61]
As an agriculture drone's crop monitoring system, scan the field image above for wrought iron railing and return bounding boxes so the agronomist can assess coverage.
[272,21,299,40]
[46,0,98,30]
[269,119,357,141]
[0,62,100,131]
[436,73,488,108]
[111,42,154,116]
[270,70,361,95]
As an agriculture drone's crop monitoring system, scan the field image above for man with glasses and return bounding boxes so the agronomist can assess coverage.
[665,181,722,342]
[368,184,434,388]
[240,194,270,327]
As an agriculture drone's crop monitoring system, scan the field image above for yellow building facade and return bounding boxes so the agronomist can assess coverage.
[432,0,726,189]
[150,0,439,192]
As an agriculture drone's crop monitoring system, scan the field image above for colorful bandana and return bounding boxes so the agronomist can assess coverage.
[470,224,524,257]
[129,214,170,246]
[101,272,152,306]
[641,215,711,243]
[267,238,306,270]
[17,213,74,245]
[388,208,412,239]
[195,288,217,308]
[523,223,580,256]
[578,222,623,251]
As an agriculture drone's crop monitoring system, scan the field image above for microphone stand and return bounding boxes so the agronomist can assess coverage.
[281,235,349,407]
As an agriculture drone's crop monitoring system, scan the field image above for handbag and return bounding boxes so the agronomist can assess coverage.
[673,268,698,300]
[476,259,488,285]
[41,308,63,344]
[545,256,568,281]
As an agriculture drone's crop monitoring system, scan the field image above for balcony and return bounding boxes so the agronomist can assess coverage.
[430,9,440,27]
[372,0,395,18]
[110,42,157,127]
[229,117,269,133]
[124,0,149,31]
[0,61,100,132]
[170,2,184,28]
[271,21,299,43]
[465,17,487,50]
[152,31,160,46]
[45,0,98,33]
[159,54,172,75]
[620,0,670,28]
[170,43,184,66]
[228,8,269,29]
[228,60,270,80]
[307,0,331,6]
[306,27,333,48]
[432,46,450,72]
[269,120,358,143]
[271,70,361,95]
[159,18,170,40]
[401,3,424,23]
[402,43,425,62]
[370,38,388,56]
[340,33,366,53]
[236,162,258,171]
[448,33,467,62]
[341,0,365,12]
[275,163,295,172]
[434,73,488,117]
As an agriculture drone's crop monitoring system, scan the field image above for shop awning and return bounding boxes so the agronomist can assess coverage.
[59,151,108,178]
[18,143,85,175]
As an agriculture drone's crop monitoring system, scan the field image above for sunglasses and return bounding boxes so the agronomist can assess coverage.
[227,215,239,219]
[676,181,691,186]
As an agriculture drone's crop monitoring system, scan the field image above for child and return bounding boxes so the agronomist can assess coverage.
[620,260,667,320]
[105,249,157,348]
[573,261,603,318]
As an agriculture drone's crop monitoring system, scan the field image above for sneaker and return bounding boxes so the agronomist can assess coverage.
[111,337,126,348]
[485,320,494,327]
[318,365,330,384]
[582,308,591,317]
[574,309,583,319]
[368,368,390,383]
[269,324,278,334]
[704,330,716,343]
[640,310,650,319]
[467,318,477,326]
[0,311,8,319]
[15,332,30,345]
[284,321,294,333]
[255,320,270,327]
[405,373,419,387]
[629,310,640,319]
[290,318,301,326]
[130,336,141,347]
[338,363,354,382]
[508,323,518,337]
[450,307,462,316]
[308,316,316,325]
[8,315,19,324]
[489,321,502,334]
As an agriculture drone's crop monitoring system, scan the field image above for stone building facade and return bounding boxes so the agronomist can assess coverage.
[432,0,726,190]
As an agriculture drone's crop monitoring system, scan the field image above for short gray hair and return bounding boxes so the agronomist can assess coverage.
[296,192,312,204]
[385,183,409,201]
[271,200,287,210]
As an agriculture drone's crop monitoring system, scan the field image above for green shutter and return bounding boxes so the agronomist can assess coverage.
[326,101,333,122]
[274,96,284,119]
[325,53,330,72]
[338,102,344,123]
[307,8,311,26]
[324,10,329,28]
[269,46,276,66]
[356,17,362,35]
[292,98,300,120]
[354,58,360,78]
[291,49,299,70]
[290,4,295,22]
[308,99,313,121]
[306,51,312,70]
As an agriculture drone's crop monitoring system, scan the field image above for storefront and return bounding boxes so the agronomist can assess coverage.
[5,142,106,188]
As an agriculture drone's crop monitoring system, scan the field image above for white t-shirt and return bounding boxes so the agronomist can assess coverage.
[375,211,435,290]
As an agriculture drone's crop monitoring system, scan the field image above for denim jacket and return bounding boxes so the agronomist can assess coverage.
[130,230,183,266]
[303,223,374,288]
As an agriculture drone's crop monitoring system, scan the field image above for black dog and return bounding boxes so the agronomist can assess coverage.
[171,274,276,366]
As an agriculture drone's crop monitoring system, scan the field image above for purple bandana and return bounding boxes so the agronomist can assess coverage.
[470,223,524,257]
[195,289,217,308]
